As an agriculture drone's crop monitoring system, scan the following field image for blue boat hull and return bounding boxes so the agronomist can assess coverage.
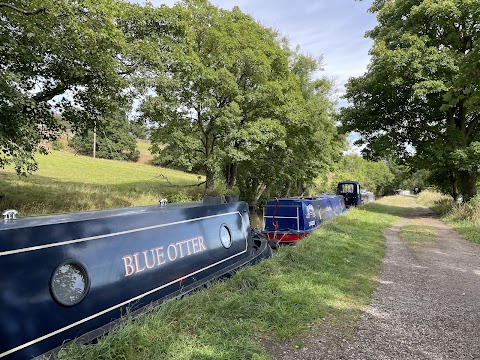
[0,201,271,359]
[262,195,346,243]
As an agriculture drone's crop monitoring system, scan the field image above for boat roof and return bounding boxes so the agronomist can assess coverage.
[0,201,208,231]
[337,180,360,185]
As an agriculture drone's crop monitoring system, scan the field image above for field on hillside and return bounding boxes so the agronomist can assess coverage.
[0,150,204,216]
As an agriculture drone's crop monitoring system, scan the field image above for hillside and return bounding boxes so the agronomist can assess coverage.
[0,150,204,216]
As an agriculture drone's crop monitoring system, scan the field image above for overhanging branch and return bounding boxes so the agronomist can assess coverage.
[33,83,68,103]
[0,3,46,15]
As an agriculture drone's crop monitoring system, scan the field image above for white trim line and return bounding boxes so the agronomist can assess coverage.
[1,212,249,358]
[1,212,242,257]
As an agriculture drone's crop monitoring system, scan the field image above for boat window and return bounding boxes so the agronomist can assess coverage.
[339,184,355,193]
[51,262,90,306]
[220,225,232,249]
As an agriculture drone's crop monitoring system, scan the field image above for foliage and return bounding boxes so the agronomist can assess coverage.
[340,0,480,201]
[69,110,140,162]
[141,1,342,200]
[315,154,394,196]
[417,190,480,243]
[0,0,133,174]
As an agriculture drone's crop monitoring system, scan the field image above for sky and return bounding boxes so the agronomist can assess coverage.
[133,0,377,106]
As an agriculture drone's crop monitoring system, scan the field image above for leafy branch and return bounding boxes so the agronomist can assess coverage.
[0,3,46,15]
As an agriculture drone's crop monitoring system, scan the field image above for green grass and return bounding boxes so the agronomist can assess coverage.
[416,190,480,244]
[0,150,204,215]
[400,221,437,249]
[57,196,418,360]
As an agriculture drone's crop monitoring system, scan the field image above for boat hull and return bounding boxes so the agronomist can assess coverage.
[262,195,346,244]
[0,201,271,360]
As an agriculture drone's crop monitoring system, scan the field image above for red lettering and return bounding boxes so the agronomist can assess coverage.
[153,246,166,265]
[133,252,146,273]
[144,250,156,269]
[176,241,185,258]
[198,236,207,251]
[122,255,135,277]
[167,244,178,261]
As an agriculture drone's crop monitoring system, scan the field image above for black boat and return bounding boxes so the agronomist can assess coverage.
[0,201,272,359]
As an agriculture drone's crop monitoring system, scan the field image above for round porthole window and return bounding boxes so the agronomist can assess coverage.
[50,261,90,307]
[220,225,232,249]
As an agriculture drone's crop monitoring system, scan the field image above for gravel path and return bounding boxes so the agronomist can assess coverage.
[270,207,480,359]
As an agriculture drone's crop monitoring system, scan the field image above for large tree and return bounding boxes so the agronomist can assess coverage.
[143,0,287,193]
[341,0,480,200]
[0,0,131,174]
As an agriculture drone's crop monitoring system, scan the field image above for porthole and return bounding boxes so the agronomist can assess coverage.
[50,261,90,307]
[220,224,232,249]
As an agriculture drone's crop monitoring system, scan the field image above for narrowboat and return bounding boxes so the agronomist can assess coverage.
[336,181,375,207]
[261,195,346,244]
[0,201,272,360]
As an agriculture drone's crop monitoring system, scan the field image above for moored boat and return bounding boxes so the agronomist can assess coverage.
[0,201,272,360]
[336,180,375,207]
[261,195,346,244]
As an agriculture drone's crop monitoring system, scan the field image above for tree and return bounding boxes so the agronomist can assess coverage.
[0,0,139,174]
[69,110,140,162]
[326,155,394,196]
[235,52,343,206]
[340,0,480,200]
[143,0,268,193]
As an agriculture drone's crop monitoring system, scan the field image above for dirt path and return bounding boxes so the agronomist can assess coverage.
[272,207,480,359]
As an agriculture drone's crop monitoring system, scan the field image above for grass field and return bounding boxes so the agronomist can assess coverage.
[57,196,419,360]
[0,150,204,216]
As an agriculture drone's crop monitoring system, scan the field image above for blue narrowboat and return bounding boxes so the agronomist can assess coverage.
[0,201,272,360]
[336,181,375,207]
[261,195,346,243]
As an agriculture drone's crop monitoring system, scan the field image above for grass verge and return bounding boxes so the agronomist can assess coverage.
[417,191,480,244]
[58,196,416,360]
[0,150,204,216]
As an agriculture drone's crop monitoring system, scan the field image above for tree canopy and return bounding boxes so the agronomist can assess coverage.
[340,0,480,200]
[0,0,132,174]
[2,0,344,204]
[141,0,342,200]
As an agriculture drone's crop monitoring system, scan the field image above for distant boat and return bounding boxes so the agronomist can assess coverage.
[336,180,375,207]
[261,195,346,244]
[0,201,272,360]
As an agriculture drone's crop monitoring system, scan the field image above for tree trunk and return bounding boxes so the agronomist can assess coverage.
[449,172,459,201]
[284,181,291,197]
[205,166,215,194]
[457,170,477,201]
[226,162,238,189]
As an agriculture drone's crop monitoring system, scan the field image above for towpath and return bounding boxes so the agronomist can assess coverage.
[271,206,480,359]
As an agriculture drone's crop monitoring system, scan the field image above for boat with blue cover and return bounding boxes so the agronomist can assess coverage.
[261,195,346,243]
[0,201,272,360]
